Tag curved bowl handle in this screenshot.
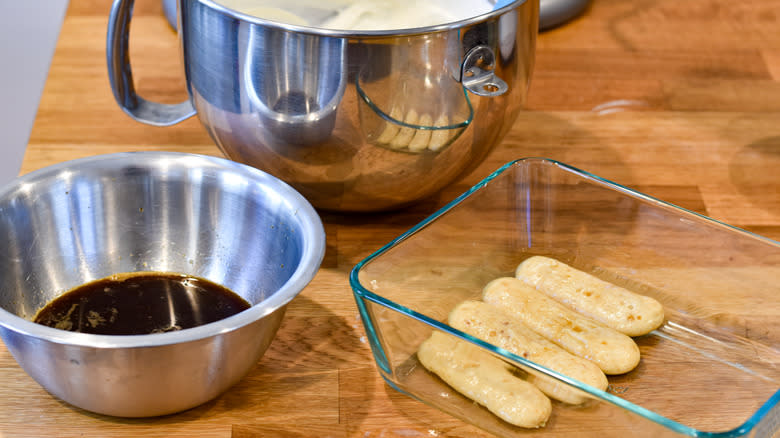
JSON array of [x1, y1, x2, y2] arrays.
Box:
[[106, 0, 196, 126]]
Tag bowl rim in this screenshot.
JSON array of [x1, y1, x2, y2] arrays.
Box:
[[0, 151, 326, 349], [349, 157, 780, 438], [195, 0, 531, 38]]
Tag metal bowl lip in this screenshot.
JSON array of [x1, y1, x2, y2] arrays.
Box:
[[0, 151, 326, 349], [195, 0, 529, 38]]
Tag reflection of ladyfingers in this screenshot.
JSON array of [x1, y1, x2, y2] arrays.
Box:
[[418, 331, 552, 428], [516, 256, 665, 336], [449, 301, 607, 404], [374, 108, 455, 152], [389, 109, 419, 149], [408, 113, 433, 152], [428, 114, 451, 151], [376, 106, 403, 144], [483, 277, 640, 375]]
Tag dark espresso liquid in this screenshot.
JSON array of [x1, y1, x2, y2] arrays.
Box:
[[33, 272, 251, 335]]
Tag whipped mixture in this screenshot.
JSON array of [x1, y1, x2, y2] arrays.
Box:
[[216, 0, 495, 30]]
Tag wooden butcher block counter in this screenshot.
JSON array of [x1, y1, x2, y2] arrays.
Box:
[[1, 0, 778, 436]]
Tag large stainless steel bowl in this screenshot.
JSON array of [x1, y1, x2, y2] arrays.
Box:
[[0, 152, 325, 417], [107, 0, 539, 211]]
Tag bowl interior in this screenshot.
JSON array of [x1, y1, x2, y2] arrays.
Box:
[[0, 153, 318, 323]]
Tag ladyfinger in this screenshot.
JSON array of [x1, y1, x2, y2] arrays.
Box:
[[483, 277, 641, 375], [516, 256, 664, 336], [418, 331, 552, 428], [449, 300, 608, 404]]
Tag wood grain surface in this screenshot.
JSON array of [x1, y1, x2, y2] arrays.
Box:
[[2, 0, 779, 436]]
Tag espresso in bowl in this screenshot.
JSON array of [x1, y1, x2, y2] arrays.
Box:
[[33, 272, 252, 335]]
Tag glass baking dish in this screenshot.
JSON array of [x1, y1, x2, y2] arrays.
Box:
[[350, 158, 780, 437]]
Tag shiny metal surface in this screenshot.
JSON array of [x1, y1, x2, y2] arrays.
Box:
[[460, 45, 509, 96], [0, 152, 325, 417], [163, 0, 177, 29], [108, 0, 538, 211], [107, 1, 197, 126], [539, 0, 590, 30]]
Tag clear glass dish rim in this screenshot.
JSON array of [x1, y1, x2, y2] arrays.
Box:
[[349, 157, 780, 438]]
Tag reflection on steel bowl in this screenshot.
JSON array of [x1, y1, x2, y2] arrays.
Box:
[[0, 152, 325, 417], [108, 0, 539, 211]]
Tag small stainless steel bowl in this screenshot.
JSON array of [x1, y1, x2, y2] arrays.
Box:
[[0, 152, 325, 417]]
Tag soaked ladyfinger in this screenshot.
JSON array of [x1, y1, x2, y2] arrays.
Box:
[[516, 256, 664, 336], [449, 300, 608, 404], [418, 331, 552, 428], [483, 277, 641, 375]]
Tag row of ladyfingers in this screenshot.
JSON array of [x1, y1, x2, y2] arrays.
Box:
[[417, 256, 665, 428]]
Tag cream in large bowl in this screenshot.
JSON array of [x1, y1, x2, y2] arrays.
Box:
[[214, 0, 496, 30]]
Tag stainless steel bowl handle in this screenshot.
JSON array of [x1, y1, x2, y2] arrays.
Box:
[[460, 45, 509, 97], [106, 0, 196, 126]]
